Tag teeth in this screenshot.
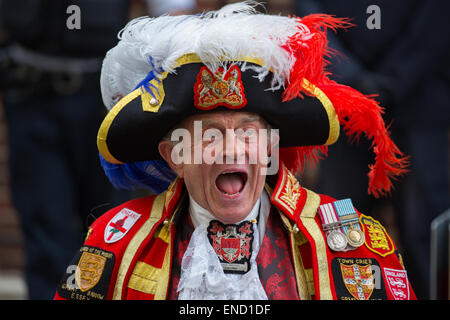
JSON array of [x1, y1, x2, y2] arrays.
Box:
[[219, 190, 240, 196]]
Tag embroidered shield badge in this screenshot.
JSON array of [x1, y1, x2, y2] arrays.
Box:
[[340, 263, 374, 300], [207, 220, 254, 274], [57, 246, 115, 300], [194, 65, 247, 110], [75, 252, 106, 292], [360, 214, 395, 257], [331, 257, 388, 300], [384, 268, 410, 300], [104, 208, 141, 243]]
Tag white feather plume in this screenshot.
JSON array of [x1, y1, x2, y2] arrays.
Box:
[[100, 1, 312, 110]]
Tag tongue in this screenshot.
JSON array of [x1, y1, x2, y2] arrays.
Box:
[[216, 173, 244, 195]]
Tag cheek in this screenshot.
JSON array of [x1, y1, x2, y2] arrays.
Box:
[[182, 166, 197, 190], [249, 165, 267, 197], [182, 165, 212, 198], [246, 139, 270, 164], [253, 170, 267, 191]]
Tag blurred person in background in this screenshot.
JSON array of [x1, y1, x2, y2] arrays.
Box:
[[0, 0, 132, 299], [0, 0, 199, 300], [145, 0, 197, 16], [294, 0, 450, 299]]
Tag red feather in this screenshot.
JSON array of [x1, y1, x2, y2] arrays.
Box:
[[279, 146, 328, 177], [282, 14, 353, 102], [279, 14, 408, 197], [318, 80, 409, 197]]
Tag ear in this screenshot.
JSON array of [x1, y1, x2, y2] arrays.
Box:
[[158, 140, 184, 178]]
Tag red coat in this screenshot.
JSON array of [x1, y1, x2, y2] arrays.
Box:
[[54, 164, 416, 300]]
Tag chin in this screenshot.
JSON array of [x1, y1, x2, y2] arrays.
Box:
[[214, 209, 250, 224]]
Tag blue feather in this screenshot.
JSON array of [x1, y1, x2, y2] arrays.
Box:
[[134, 70, 161, 99], [134, 55, 164, 98], [103, 56, 176, 193], [99, 153, 177, 194]]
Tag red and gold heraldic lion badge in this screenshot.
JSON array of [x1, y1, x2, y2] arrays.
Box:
[[360, 214, 395, 257], [194, 65, 247, 110], [207, 220, 254, 274]]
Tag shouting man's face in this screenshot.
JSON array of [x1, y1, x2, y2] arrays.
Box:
[[159, 111, 278, 224]]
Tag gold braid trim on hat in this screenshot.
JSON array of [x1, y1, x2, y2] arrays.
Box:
[[97, 53, 339, 165]]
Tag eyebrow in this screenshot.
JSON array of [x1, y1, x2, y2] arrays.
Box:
[[240, 115, 262, 123], [201, 115, 262, 128]]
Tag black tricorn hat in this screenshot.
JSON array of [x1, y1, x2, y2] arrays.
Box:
[[98, 3, 408, 197], [98, 55, 339, 164]]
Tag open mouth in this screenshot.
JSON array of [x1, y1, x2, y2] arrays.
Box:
[[215, 171, 248, 197]]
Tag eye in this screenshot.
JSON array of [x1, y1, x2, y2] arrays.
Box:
[[236, 128, 257, 139], [203, 128, 223, 146]]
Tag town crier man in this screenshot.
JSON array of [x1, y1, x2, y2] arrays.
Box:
[[55, 2, 415, 300]]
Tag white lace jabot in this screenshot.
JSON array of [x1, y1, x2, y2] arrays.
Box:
[[177, 191, 270, 300]]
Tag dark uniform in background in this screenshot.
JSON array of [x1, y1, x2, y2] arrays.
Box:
[[294, 0, 450, 299], [0, 0, 131, 299]]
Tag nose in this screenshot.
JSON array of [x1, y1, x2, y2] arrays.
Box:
[[223, 129, 246, 164]]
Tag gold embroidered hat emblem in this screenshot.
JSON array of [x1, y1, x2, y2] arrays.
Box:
[[75, 252, 107, 292], [194, 65, 247, 110]]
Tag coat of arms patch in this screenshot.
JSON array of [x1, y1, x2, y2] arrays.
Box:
[[207, 220, 254, 274], [194, 65, 247, 110]]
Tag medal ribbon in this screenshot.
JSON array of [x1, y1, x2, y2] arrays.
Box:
[[333, 199, 361, 235], [319, 199, 364, 251], [318, 202, 340, 230]]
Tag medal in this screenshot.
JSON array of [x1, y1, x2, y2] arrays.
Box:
[[319, 202, 347, 252], [327, 229, 348, 251], [319, 199, 365, 251], [346, 227, 365, 247], [333, 199, 364, 249]]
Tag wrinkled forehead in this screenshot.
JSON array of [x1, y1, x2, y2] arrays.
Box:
[[179, 111, 269, 130]]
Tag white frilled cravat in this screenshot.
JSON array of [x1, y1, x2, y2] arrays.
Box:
[[177, 191, 271, 300]]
